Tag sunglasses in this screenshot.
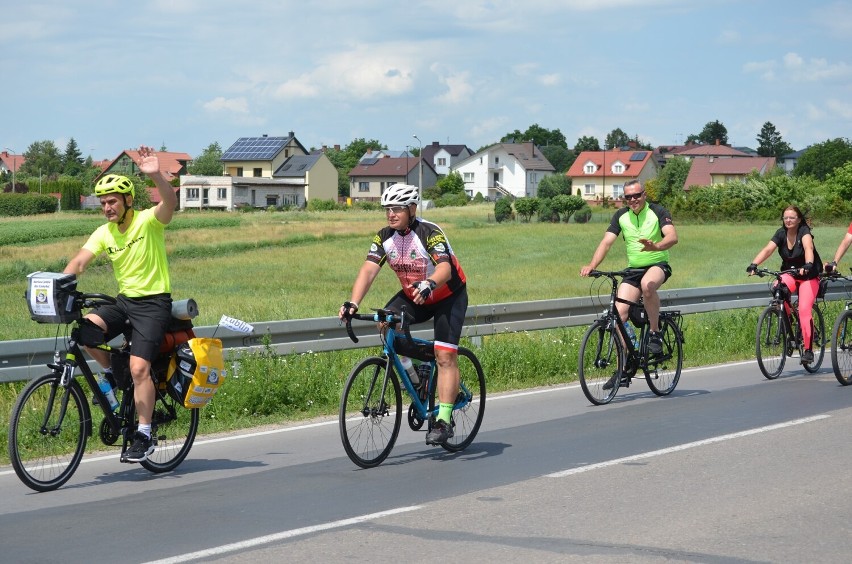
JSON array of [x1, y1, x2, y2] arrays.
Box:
[[384, 206, 408, 215], [623, 191, 645, 201]]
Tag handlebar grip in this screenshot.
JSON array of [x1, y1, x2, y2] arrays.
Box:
[[341, 302, 359, 343]]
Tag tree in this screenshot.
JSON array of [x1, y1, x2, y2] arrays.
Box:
[[62, 138, 84, 176], [501, 124, 567, 148], [793, 137, 852, 181], [540, 146, 575, 173], [325, 138, 387, 197], [425, 171, 465, 200], [188, 142, 224, 175], [514, 197, 540, 222], [605, 128, 630, 150], [19, 140, 63, 177], [550, 194, 586, 222], [537, 174, 572, 199], [695, 120, 729, 146], [574, 136, 601, 152], [756, 122, 793, 157], [655, 156, 692, 201]]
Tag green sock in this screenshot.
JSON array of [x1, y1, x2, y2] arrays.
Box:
[[438, 403, 453, 423]]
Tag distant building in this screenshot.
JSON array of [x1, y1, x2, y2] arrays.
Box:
[[566, 148, 657, 202], [451, 142, 555, 199]]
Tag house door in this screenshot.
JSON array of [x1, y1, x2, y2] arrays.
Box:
[[493, 172, 499, 187], [202, 188, 209, 207]]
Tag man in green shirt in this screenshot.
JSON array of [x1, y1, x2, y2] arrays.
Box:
[[580, 179, 678, 368], [64, 145, 177, 463]]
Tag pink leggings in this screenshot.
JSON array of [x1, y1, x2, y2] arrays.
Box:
[[780, 274, 819, 350]]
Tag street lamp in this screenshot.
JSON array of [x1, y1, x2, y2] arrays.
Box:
[[412, 134, 422, 209], [4, 147, 15, 193]]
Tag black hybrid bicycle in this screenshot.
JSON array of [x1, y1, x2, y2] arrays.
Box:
[[827, 269, 852, 386], [578, 269, 684, 405], [752, 267, 826, 380], [9, 287, 200, 492]]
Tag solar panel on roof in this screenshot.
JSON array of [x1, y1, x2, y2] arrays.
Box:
[[629, 151, 648, 161], [222, 137, 288, 160]]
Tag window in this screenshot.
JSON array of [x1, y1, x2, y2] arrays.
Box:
[[612, 184, 624, 198], [584, 183, 596, 196], [186, 188, 199, 200], [613, 164, 624, 174], [359, 182, 370, 192], [236, 167, 243, 177], [437, 157, 446, 166], [494, 156, 500, 165], [217, 187, 227, 200], [463, 172, 474, 182], [253, 168, 262, 177], [530, 172, 537, 183], [266, 195, 278, 207], [584, 163, 596, 174]]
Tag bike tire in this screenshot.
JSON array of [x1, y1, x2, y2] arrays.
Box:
[[441, 347, 486, 453], [578, 319, 623, 405], [831, 309, 852, 385], [140, 392, 199, 473], [339, 357, 402, 468], [645, 317, 683, 396], [8, 373, 89, 492], [803, 305, 825, 373], [756, 305, 786, 380]]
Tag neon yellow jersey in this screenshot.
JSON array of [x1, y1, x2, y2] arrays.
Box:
[[83, 207, 170, 297]]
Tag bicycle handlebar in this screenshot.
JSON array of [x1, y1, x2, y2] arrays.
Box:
[[587, 268, 648, 279], [340, 302, 415, 345], [752, 267, 801, 278]]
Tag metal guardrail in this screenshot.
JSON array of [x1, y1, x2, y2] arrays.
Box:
[[1, 282, 849, 384]]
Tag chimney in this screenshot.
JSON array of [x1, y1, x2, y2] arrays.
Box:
[[289, 131, 295, 137], [432, 141, 439, 146], [715, 139, 720, 145], [262, 134, 268, 138], [334, 144, 340, 151]]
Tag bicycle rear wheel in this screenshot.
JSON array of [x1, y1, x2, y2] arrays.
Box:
[[756, 305, 786, 379], [8, 373, 89, 492], [803, 305, 825, 373], [441, 347, 486, 453], [645, 316, 683, 396], [578, 319, 624, 405], [832, 309, 852, 385], [140, 392, 199, 473], [339, 357, 402, 468]]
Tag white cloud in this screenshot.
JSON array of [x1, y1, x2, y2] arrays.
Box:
[[743, 60, 777, 81], [435, 70, 474, 104], [538, 73, 561, 86], [783, 52, 852, 81], [716, 29, 740, 44], [825, 99, 852, 120], [469, 116, 509, 140], [203, 97, 249, 114]]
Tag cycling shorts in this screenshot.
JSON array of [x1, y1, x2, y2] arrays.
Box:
[[621, 263, 672, 289], [384, 285, 468, 351], [90, 293, 173, 362]]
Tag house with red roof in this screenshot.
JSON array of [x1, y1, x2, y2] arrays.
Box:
[[348, 156, 438, 202], [682, 156, 777, 190], [566, 148, 657, 202], [0, 150, 25, 175]]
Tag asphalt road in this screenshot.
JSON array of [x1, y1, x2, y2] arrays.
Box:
[[2, 358, 852, 563]]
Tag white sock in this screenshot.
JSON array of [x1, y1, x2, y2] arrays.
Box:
[[137, 424, 152, 439]]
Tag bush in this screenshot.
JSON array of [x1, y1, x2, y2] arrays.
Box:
[[574, 204, 592, 223], [435, 192, 469, 208], [473, 193, 485, 203], [0, 193, 59, 216], [354, 200, 380, 211], [537, 199, 559, 223], [514, 197, 540, 222], [494, 198, 513, 222], [307, 199, 340, 211]]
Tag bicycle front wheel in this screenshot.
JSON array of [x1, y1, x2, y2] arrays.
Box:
[[8, 373, 89, 492], [441, 347, 486, 453], [645, 316, 683, 396], [578, 319, 624, 405], [756, 305, 786, 380], [339, 357, 402, 468], [803, 305, 825, 373], [140, 392, 199, 473], [832, 309, 852, 385]]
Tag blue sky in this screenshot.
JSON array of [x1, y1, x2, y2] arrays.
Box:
[[2, 0, 850, 161]]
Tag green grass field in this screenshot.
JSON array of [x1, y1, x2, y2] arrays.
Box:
[[1, 204, 850, 465]]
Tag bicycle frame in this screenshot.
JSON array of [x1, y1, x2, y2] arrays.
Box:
[[596, 269, 650, 375]]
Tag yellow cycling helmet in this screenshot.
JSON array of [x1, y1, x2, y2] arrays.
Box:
[[94, 174, 135, 198]]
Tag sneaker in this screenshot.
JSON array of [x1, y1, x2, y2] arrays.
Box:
[[602, 373, 618, 390], [121, 432, 154, 463], [425, 419, 454, 445], [648, 331, 663, 355], [802, 349, 814, 365]]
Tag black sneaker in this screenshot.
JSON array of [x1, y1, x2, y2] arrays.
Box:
[[425, 419, 454, 445], [602, 373, 618, 390], [648, 331, 663, 355], [121, 432, 154, 463], [802, 349, 814, 365]]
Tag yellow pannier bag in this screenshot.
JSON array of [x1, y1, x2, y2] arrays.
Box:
[[167, 337, 226, 408]]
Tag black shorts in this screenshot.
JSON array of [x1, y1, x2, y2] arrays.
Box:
[[90, 293, 172, 362], [385, 286, 468, 349], [622, 263, 672, 289]]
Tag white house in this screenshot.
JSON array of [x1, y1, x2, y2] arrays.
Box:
[[450, 142, 555, 199]]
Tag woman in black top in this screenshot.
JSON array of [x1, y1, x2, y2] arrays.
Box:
[[746, 205, 823, 364]]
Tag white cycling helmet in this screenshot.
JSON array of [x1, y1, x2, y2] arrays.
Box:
[[381, 183, 420, 207]]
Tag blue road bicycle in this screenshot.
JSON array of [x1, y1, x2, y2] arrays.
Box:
[[339, 305, 486, 468]]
